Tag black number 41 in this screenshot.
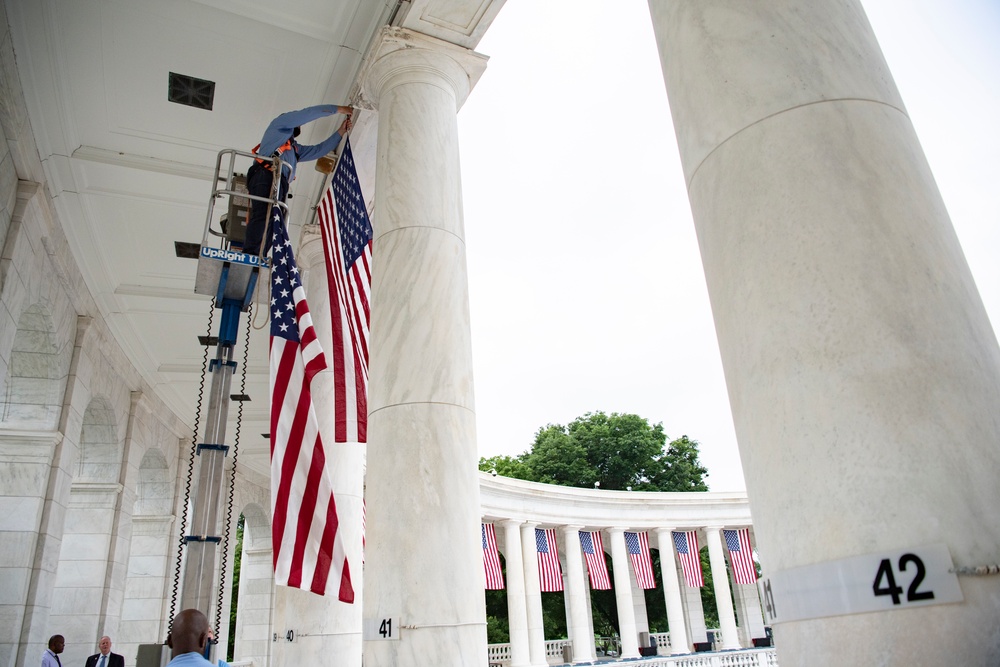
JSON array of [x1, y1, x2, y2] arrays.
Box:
[[872, 553, 935, 605]]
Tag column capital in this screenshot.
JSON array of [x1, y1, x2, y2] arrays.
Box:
[[360, 27, 488, 111], [297, 225, 325, 270]]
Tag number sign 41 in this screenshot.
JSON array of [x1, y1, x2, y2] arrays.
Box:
[[363, 617, 399, 641], [760, 543, 963, 624]]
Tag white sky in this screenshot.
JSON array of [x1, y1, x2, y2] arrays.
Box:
[[457, 0, 1000, 492]]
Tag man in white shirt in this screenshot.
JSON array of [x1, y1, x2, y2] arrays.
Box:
[[41, 635, 63, 667]]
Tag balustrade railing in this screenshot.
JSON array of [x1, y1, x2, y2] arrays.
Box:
[[485, 643, 777, 666]]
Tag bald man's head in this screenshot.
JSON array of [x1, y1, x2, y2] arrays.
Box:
[[166, 609, 209, 658]]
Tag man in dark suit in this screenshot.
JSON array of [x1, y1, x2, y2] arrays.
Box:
[[84, 636, 123, 667]]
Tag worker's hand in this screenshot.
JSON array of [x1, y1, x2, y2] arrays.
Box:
[[337, 105, 353, 117], [338, 115, 352, 134]]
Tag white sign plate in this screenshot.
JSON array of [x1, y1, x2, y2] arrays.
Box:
[[363, 617, 399, 641], [760, 543, 963, 623]]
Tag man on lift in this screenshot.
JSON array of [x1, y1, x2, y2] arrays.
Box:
[[243, 104, 352, 257]]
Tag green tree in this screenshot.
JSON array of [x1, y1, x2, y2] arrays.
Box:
[[479, 411, 709, 492], [477, 411, 713, 645]]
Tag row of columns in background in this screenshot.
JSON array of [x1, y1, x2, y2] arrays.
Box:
[[496, 521, 765, 666]]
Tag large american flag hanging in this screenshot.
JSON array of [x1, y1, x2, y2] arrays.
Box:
[[672, 530, 703, 588], [579, 531, 611, 590], [625, 531, 657, 589], [317, 137, 372, 443], [269, 215, 353, 601], [482, 523, 505, 590], [535, 528, 563, 592], [724, 528, 757, 585]]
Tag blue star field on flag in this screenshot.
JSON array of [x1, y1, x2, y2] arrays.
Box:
[[270, 215, 301, 341]]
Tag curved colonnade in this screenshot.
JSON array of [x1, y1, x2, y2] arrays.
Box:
[[478, 473, 765, 663]]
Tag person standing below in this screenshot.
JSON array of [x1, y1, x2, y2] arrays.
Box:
[[84, 636, 123, 667], [41, 635, 63, 667], [165, 609, 215, 667], [242, 104, 352, 256]]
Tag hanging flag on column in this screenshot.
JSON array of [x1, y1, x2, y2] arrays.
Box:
[[482, 523, 505, 590], [535, 528, 563, 592], [672, 530, 703, 588], [724, 528, 757, 585], [625, 531, 657, 589], [317, 137, 372, 443], [579, 531, 611, 590], [269, 215, 353, 601]]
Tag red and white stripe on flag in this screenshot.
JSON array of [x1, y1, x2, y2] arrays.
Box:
[[724, 528, 757, 585], [625, 531, 657, 589], [579, 531, 611, 590], [535, 528, 563, 592], [672, 530, 704, 588], [482, 523, 505, 590], [269, 216, 353, 601], [317, 137, 372, 443]]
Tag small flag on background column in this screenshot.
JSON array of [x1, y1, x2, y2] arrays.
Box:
[[672, 530, 704, 588], [579, 531, 611, 590], [625, 531, 657, 589], [724, 528, 757, 585], [482, 523, 505, 590], [535, 528, 563, 592]]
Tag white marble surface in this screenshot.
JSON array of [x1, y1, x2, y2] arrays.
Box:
[[648, 0, 1000, 662], [362, 28, 488, 667]]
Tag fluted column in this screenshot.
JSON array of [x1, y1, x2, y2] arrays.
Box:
[[607, 528, 639, 659], [501, 520, 530, 667], [360, 28, 489, 667], [275, 229, 364, 666], [560, 526, 594, 663], [647, 1, 1000, 663], [655, 528, 688, 654], [705, 527, 740, 649], [519, 522, 546, 666]]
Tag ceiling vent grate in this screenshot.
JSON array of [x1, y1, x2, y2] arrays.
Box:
[[168, 72, 215, 110]]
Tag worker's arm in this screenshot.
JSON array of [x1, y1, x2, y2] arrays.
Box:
[[258, 104, 351, 155], [295, 115, 352, 162]]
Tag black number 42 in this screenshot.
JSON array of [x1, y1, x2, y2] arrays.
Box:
[[872, 553, 935, 605]]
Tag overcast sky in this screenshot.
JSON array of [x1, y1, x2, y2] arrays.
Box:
[[455, 0, 1000, 492]]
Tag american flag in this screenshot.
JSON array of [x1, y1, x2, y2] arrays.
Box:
[[482, 523, 505, 590], [535, 528, 563, 592], [672, 530, 703, 588], [724, 528, 757, 585], [579, 531, 611, 590], [317, 137, 372, 443], [269, 215, 353, 601], [625, 531, 656, 589]]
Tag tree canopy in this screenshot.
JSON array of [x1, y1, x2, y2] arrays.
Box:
[[480, 411, 714, 644], [480, 411, 709, 492]]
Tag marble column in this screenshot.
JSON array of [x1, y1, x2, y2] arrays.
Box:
[[273, 229, 365, 667], [705, 527, 740, 649], [360, 27, 489, 667], [655, 528, 688, 654], [607, 528, 639, 659], [500, 520, 530, 667], [560, 526, 594, 663], [519, 522, 546, 667], [646, 0, 1000, 663]]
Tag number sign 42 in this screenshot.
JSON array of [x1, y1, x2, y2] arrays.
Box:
[[872, 553, 935, 605]]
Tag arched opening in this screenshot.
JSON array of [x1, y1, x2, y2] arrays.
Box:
[[230, 502, 272, 666], [118, 448, 175, 658]]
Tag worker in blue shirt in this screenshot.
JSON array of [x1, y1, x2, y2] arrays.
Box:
[[243, 104, 352, 256]]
